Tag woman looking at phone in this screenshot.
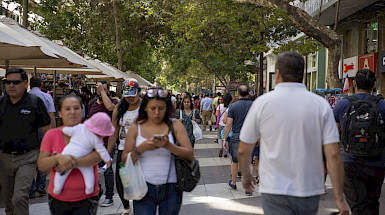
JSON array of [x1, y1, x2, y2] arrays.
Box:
[[122, 88, 193, 215]]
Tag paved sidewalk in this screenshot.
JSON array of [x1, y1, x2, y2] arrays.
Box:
[[1, 127, 385, 214]]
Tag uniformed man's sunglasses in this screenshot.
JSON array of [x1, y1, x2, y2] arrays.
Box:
[[5, 80, 24, 85]]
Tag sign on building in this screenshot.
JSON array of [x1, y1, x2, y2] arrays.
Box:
[[230, 81, 241, 89], [341, 56, 358, 78], [359, 53, 377, 74], [215, 86, 226, 94]]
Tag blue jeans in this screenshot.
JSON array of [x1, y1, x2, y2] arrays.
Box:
[[344, 162, 385, 215], [30, 170, 46, 193], [133, 183, 182, 215], [229, 133, 240, 163], [261, 193, 320, 215], [30, 128, 46, 194]]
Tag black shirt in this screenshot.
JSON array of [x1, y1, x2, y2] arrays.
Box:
[[0, 92, 51, 151]]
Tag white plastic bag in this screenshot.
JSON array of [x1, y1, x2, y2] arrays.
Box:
[[192, 120, 203, 140], [122, 152, 148, 200]]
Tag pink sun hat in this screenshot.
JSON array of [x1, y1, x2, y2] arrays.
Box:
[[84, 112, 115, 137]]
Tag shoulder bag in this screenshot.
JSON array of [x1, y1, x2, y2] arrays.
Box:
[[170, 121, 201, 192], [191, 109, 203, 140]]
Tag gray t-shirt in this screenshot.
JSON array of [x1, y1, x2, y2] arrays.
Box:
[[200, 97, 213, 111], [228, 98, 253, 133]]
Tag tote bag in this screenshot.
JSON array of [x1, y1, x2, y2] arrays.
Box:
[[180, 110, 203, 140], [122, 153, 148, 200]]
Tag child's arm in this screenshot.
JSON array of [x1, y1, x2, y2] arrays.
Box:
[[62, 126, 76, 137], [94, 138, 112, 164]]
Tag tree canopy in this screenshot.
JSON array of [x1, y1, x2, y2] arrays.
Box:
[[9, 0, 322, 91]]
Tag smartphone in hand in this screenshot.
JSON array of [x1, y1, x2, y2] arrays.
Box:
[[154, 134, 165, 140]]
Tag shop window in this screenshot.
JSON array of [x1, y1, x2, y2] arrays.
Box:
[[308, 53, 317, 68], [344, 28, 359, 58], [365, 21, 378, 54], [311, 71, 317, 91]]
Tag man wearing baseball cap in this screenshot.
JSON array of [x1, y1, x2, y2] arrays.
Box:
[[88, 80, 118, 207]]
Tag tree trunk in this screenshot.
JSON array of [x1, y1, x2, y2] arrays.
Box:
[[112, 0, 124, 71], [327, 44, 341, 88], [22, 0, 28, 28], [234, 0, 342, 88]]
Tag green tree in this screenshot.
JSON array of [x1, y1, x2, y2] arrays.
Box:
[[234, 0, 342, 88]]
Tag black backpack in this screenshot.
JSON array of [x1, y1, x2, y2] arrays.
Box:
[[341, 95, 385, 156]]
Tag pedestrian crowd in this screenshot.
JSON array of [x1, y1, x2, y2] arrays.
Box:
[[0, 51, 384, 215]]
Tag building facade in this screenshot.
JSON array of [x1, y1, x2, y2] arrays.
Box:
[[266, 0, 385, 94]]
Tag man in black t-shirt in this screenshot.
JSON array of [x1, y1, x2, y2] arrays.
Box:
[[223, 85, 253, 196], [0, 68, 50, 215]]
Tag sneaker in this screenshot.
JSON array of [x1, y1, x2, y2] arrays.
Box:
[[101, 198, 114, 207], [214, 139, 218, 143], [224, 154, 228, 158], [245, 191, 252, 196], [218, 149, 223, 157], [37, 188, 47, 196], [228, 180, 237, 190], [209, 126, 212, 131]]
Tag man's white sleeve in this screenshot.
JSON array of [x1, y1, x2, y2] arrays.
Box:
[[322, 105, 340, 145], [240, 102, 260, 144]]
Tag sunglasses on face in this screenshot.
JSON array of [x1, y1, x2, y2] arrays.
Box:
[[5, 80, 24, 85], [147, 89, 169, 98]]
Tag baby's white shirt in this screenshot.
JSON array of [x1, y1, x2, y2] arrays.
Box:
[[62, 124, 111, 163]]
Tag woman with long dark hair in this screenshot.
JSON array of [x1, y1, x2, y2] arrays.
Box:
[[122, 88, 193, 215], [175, 94, 201, 147], [107, 79, 141, 215]]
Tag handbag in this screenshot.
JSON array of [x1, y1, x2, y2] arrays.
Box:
[[182, 109, 203, 140], [170, 122, 201, 192], [215, 105, 220, 129], [121, 152, 148, 200]]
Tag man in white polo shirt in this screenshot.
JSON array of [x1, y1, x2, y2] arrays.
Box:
[[237, 52, 349, 215]]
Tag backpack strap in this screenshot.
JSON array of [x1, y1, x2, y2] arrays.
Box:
[[367, 95, 382, 103], [346, 95, 382, 103], [344, 95, 359, 102]]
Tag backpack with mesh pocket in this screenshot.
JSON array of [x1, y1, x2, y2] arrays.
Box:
[[341, 95, 385, 156]]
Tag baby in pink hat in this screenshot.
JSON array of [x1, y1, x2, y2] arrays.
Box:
[[53, 112, 115, 195]]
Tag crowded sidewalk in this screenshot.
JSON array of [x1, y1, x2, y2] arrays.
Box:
[[0, 127, 384, 214]]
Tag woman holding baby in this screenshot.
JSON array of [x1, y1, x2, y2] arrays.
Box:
[[37, 94, 102, 214]]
